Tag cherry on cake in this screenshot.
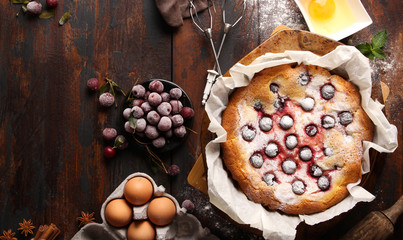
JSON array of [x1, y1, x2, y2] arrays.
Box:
[[221, 64, 373, 215]]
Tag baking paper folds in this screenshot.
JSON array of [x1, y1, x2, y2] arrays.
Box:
[[204, 46, 398, 240]]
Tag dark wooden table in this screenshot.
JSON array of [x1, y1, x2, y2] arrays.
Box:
[[0, 0, 402, 239]]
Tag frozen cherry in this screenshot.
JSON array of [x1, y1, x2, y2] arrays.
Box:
[[253, 101, 263, 110], [299, 146, 313, 161], [141, 102, 152, 113], [168, 165, 180, 176], [174, 125, 187, 138], [149, 80, 164, 93], [305, 124, 318, 137], [270, 83, 279, 93], [297, 72, 311, 86], [324, 147, 333, 157], [132, 99, 144, 107], [170, 100, 183, 114], [87, 78, 99, 91], [99, 92, 114, 107], [135, 118, 147, 132], [321, 84, 335, 100], [115, 135, 128, 150], [146, 111, 161, 125], [148, 92, 162, 106], [280, 115, 294, 130], [161, 92, 170, 102], [309, 165, 323, 178], [152, 136, 166, 148], [249, 153, 264, 168], [103, 128, 117, 141], [158, 116, 172, 132], [104, 146, 116, 158], [322, 115, 335, 129], [265, 142, 279, 158], [292, 180, 305, 195], [285, 134, 298, 149], [132, 85, 146, 98], [27, 1, 42, 15], [171, 114, 184, 127], [124, 121, 134, 134], [157, 102, 172, 116], [281, 159, 297, 175], [46, 0, 58, 8], [274, 97, 285, 110], [318, 176, 330, 191], [145, 125, 159, 139], [180, 107, 194, 120], [131, 106, 144, 118], [300, 97, 315, 111], [123, 108, 132, 120], [164, 129, 173, 138], [339, 111, 353, 125], [241, 126, 256, 141], [263, 173, 277, 186], [144, 91, 151, 100], [181, 200, 195, 211], [170, 88, 182, 99], [259, 117, 273, 132]]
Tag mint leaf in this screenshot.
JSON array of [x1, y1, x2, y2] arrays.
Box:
[[59, 11, 71, 26], [368, 53, 375, 61], [356, 43, 372, 56], [371, 30, 387, 49], [129, 116, 137, 130], [372, 48, 386, 59], [39, 9, 56, 19]]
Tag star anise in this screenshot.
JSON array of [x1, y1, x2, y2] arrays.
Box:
[[17, 219, 35, 237], [0, 229, 17, 240], [77, 211, 95, 227]]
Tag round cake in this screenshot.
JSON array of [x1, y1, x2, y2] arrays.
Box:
[[221, 64, 373, 215]]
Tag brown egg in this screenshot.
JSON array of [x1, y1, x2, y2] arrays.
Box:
[[124, 177, 154, 205], [147, 197, 176, 226], [104, 198, 133, 227], [127, 220, 155, 240]]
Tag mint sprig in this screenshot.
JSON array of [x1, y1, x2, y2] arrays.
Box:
[[356, 30, 387, 60]]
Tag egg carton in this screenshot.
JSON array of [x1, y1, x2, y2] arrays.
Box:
[[72, 172, 212, 240]]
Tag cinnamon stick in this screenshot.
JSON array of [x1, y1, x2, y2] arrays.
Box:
[[33, 225, 48, 240], [49, 224, 60, 240]]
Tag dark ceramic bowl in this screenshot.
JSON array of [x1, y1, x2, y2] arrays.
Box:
[[124, 79, 194, 153]]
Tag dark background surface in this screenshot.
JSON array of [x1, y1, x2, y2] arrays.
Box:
[[0, 0, 402, 239]]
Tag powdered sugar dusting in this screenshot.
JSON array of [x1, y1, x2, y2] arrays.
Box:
[[251, 0, 307, 39]]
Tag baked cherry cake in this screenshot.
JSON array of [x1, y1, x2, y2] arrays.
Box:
[[221, 64, 373, 215]]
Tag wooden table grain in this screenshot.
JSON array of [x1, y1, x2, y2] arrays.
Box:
[[0, 0, 401, 239]]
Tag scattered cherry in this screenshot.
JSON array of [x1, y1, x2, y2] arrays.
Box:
[[46, 0, 58, 8], [27, 1, 42, 15], [104, 146, 116, 158], [115, 135, 128, 150], [168, 164, 180, 176], [181, 200, 195, 211], [103, 128, 117, 141], [87, 78, 99, 91], [99, 92, 115, 107]]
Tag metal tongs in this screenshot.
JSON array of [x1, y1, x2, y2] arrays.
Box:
[[189, 0, 246, 105]]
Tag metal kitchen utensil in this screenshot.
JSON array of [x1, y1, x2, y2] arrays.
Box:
[[198, 0, 246, 105], [189, 0, 222, 76]]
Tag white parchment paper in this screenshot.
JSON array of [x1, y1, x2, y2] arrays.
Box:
[[204, 45, 398, 240]]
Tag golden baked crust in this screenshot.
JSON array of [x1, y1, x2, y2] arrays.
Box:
[[221, 64, 373, 215]]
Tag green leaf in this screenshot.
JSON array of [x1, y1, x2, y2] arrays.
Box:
[[59, 11, 71, 26], [11, 0, 29, 4], [367, 53, 375, 61], [371, 30, 387, 49], [21, 5, 27, 13], [129, 116, 137, 130], [39, 9, 56, 19], [98, 83, 108, 95], [372, 48, 386, 59], [356, 43, 372, 56]]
